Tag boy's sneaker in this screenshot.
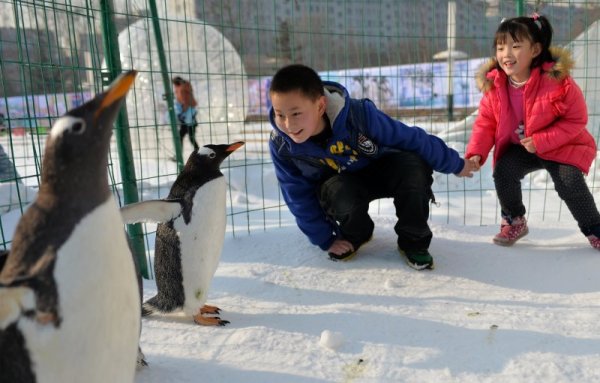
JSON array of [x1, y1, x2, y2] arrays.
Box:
[[587, 235, 600, 250], [493, 216, 528, 246], [399, 248, 434, 270]]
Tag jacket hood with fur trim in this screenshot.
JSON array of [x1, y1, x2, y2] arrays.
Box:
[[475, 46, 575, 93], [466, 45, 596, 174]]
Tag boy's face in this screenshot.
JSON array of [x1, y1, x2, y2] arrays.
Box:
[[271, 90, 326, 144]]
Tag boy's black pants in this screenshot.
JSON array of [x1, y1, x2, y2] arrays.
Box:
[[318, 151, 434, 251]]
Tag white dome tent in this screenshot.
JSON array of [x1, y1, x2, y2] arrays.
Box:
[[117, 17, 248, 150]]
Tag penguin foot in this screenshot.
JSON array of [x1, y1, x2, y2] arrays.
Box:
[[193, 314, 230, 326], [193, 307, 230, 326], [200, 304, 221, 315]]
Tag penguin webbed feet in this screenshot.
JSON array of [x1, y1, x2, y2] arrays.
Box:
[[200, 304, 221, 315], [193, 305, 230, 326]]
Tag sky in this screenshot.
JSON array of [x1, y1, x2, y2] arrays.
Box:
[[2, 123, 600, 382]]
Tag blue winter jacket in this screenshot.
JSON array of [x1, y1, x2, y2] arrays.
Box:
[[269, 81, 465, 251]]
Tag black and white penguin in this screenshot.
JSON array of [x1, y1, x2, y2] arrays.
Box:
[[123, 142, 243, 326], [0, 71, 141, 382]]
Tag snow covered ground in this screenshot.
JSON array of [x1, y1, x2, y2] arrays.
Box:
[[109, 128, 600, 382], [2, 122, 600, 382], [133, 216, 600, 383]]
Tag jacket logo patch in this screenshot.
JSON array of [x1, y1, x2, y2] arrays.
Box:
[[357, 133, 377, 156]]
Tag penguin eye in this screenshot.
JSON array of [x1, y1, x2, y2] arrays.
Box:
[[209, 152, 216, 158], [70, 121, 86, 135]]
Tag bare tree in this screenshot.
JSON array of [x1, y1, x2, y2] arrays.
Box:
[[276, 20, 302, 65]]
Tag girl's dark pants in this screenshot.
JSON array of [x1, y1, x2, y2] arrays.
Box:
[[494, 144, 600, 235], [318, 151, 434, 251], [177, 112, 200, 151]]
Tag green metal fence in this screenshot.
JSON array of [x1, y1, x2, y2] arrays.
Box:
[[2, 0, 600, 277]]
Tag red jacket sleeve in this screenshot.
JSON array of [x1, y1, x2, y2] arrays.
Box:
[[466, 91, 497, 165]]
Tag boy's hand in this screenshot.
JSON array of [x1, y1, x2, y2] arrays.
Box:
[[328, 239, 354, 257], [520, 137, 536, 153], [456, 158, 479, 178]]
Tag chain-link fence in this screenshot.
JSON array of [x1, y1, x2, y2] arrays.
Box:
[[2, 0, 600, 276]]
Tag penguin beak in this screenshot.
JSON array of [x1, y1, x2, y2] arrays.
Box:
[[95, 70, 137, 119], [226, 141, 245, 152]]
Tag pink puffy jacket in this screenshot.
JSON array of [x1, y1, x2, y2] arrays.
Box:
[[466, 46, 596, 174]]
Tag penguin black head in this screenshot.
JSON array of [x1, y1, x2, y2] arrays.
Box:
[[166, 141, 244, 215], [41, 70, 137, 195], [183, 142, 245, 177]]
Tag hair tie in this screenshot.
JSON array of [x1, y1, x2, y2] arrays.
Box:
[[531, 12, 542, 29], [500, 17, 507, 24]]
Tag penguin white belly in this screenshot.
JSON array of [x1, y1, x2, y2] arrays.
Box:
[[19, 198, 140, 383], [175, 178, 226, 316]]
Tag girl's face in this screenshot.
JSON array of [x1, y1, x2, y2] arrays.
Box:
[[495, 34, 541, 83], [271, 90, 327, 144]]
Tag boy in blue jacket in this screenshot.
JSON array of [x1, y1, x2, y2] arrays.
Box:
[[268, 64, 477, 270]]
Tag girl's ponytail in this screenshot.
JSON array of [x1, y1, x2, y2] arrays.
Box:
[[533, 14, 554, 65]]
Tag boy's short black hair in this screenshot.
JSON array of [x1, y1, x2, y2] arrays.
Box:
[[269, 64, 325, 101]]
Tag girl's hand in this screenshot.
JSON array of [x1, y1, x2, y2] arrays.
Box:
[[456, 158, 479, 178], [521, 137, 536, 153]]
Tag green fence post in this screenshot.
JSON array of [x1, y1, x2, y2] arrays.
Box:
[[516, 0, 525, 17], [148, 0, 184, 171], [100, 0, 149, 278]]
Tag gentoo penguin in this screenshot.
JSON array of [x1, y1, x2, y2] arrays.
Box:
[[0, 71, 141, 382], [128, 142, 243, 326]]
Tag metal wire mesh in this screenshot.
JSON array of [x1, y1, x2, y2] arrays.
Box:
[[2, 1, 600, 270]]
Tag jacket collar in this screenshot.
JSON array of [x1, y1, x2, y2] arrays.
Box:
[[323, 81, 347, 126], [475, 46, 574, 93]]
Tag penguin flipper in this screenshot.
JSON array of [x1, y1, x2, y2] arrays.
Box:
[[0, 251, 57, 327], [120, 199, 183, 224], [0, 250, 55, 287], [0, 286, 35, 328]]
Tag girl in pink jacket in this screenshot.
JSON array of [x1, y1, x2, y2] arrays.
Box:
[[466, 14, 600, 250]]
